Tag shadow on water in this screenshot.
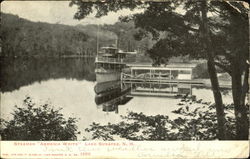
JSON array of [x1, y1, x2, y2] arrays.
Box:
[[192, 85, 231, 96], [94, 80, 133, 113], [0, 57, 96, 92]]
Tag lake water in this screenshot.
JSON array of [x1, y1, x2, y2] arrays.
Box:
[[0, 58, 233, 140]]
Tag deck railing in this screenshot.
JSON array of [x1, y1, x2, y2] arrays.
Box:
[[95, 56, 124, 63], [121, 73, 205, 85], [121, 73, 174, 80]]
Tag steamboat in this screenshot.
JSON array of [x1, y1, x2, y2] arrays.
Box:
[[95, 46, 128, 83]]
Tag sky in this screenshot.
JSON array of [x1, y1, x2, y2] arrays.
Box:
[[1, 1, 138, 25]]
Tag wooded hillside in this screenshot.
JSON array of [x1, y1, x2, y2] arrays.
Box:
[[1, 13, 90, 57], [0, 13, 153, 58]]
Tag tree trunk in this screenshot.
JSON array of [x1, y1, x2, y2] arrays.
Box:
[[200, 1, 227, 140], [240, 64, 249, 106], [207, 57, 227, 140], [231, 60, 249, 140]]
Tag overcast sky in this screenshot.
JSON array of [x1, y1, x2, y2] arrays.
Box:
[[1, 1, 138, 25]]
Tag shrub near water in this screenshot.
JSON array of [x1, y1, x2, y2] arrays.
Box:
[[0, 97, 79, 140], [86, 96, 242, 140], [1, 96, 246, 140]]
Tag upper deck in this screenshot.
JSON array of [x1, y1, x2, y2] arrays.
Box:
[[95, 46, 136, 64], [126, 64, 197, 80], [95, 56, 126, 64]]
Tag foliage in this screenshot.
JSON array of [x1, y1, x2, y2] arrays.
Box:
[[76, 21, 155, 55], [170, 97, 239, 140], [103, 21, 154, 53], [0, 97, 79, 140], [1, 13, 89, 57], [71, 0, 249, 139], [1, 13, 154, 57], [70, 0, 248, 72], [86, 113, 172, 141], [192, 63, 210, 79], [86, 96, 244, 140], [192, 62, 227, 79], [70, 0, 143, 20]]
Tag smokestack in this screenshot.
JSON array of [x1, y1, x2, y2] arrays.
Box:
[[115, 38, 118, 48]]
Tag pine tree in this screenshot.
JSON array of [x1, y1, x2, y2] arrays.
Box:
[[70, 0, 249, 139]]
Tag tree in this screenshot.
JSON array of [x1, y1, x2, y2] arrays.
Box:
[[204, 1, 249, 139], [70, 0, 249, 139], [1, 13, 89, 57], [127, 0, 248, 139], [222, 2, 249, 139], [0, 97, 79, 140]]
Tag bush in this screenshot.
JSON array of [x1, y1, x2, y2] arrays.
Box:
[[0, 97, 79, 140], [85, 96, 239, 140], [192, 63, 209, 79], [193, 62, 227, 79]]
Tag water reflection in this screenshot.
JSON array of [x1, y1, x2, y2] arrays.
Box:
[[93, 54, 232, 114], [0, 57, 233, 139], [94, 81, 132, 113], [93, 46, 134, 113], [0, 57, 95, 92]]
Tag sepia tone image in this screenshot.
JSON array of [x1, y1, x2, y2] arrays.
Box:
[[0, 0, 249, 142]]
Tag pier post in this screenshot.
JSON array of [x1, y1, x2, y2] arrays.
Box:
[[190, 85, 192, 95], [115, 105, 118, 114], [121, 73, 123, 89]]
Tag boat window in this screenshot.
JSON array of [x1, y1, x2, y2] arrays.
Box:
[[103, 48, 116, 54], [96, 63, 102, 67]]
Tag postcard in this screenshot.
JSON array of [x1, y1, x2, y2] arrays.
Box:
[[0, 0, 249, 158]]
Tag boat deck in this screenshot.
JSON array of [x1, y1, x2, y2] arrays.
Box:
[[127, 91, 178, 97], [122, 78, 205, 85]]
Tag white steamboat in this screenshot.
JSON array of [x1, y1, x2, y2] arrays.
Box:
[[95, 46, 128, 83]]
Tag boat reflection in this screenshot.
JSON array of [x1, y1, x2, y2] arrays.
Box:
[[94, 46, 134, 113], [94, 81, 132, 113]]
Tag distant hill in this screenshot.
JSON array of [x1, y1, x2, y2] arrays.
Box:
[[75, 24, 119, 51], [76, 21, 154, 63], [1, 13, 93, 57], [76, 21, 155, 53], [0, 13, 155, 58]]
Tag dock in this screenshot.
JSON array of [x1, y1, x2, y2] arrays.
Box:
[[121, 64, 231, 97]]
